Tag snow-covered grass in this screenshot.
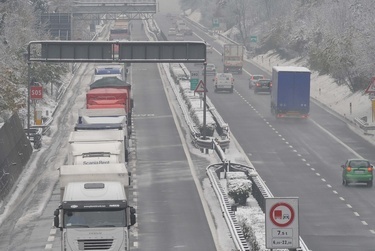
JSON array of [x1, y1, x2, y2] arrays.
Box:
[[183, 8, 375, 250]]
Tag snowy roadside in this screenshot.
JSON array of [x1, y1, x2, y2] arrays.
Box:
[[187, 10, 375, 145]]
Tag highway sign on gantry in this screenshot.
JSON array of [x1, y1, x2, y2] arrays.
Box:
[[265, 197, 299, 249]]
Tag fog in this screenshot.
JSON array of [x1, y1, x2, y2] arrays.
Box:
[[158, 0, 181, 14]]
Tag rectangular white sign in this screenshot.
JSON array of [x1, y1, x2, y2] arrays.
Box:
[[265, 197, 299, 249]]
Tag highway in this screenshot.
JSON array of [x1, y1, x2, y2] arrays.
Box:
[[154, 12, 375, 251], [0, 19, 227, 250], [130, 20, 218, 251], [2, 11, 375, 251]]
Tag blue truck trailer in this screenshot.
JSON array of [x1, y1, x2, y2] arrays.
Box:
[[271, 66, 311, 118]]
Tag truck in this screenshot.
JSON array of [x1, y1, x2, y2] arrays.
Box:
[[109, 19, 131, 55], [109, 19, 131, 40], [88, 77, 133, 125], [271, 66, 311, 118], [94, 64, 126, 81], [222, 44, 244, 74], [68, 130, 127, 164], [78, 107, 131, 135], [54, 163, 136, 251]]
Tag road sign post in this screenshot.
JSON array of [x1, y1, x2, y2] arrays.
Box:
[[265, 197, 299, 250], [212, 18, 219, 28], [365, 77, 375, 94], [190, 71, 199, 90], [249, 35, 257, 43], [30, 86, 43, 99]]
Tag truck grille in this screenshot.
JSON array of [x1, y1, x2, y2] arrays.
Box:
[[78, 239, 113, 250]]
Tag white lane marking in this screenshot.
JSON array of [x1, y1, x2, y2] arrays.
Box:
[[310, 119, 363, 158]]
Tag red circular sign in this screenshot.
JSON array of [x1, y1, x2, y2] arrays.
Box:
[[269, 202, 295, 227]]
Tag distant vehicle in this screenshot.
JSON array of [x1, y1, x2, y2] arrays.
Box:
[[206, 43, 213, 54], [253, 79, 272, 94], [168, 27, 176, 36], [249, 74, 264, 89], [183, 27, 193, 35], [175, 33, 184, 41], [223, 44, 244, 74], [271, 66, 311, 118], [341, 159, 373, 187], [202, 63, 216, 75], [213, 73, 234, 93]]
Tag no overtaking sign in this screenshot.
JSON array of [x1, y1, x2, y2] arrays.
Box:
[[265, 197, 299, 249]]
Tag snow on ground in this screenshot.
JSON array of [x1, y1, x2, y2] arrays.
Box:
[[0, 11, 373, 250], [184, 9, 375, 250]]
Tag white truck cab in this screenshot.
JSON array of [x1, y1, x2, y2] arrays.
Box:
[[54, 164, 135, 251]]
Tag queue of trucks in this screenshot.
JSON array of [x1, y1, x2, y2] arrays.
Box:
[[53, 63, 136, 251]]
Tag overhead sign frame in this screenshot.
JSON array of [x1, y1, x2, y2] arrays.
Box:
[[27, 41, 207, 63]]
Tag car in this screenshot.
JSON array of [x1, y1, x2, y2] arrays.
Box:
[[249, 74, 264, 89], [253, 79, 272, 94], [341, 159, 373, 187], [206, 43, 213, 54], [168, 27, 176, 36], [202, 63, 216, 75], [175, 33, 184, 41]]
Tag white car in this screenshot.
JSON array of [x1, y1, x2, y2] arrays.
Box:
[[175, 33, 184, 41], [202, 63, 216, 75], [168, 28, 176, 36]]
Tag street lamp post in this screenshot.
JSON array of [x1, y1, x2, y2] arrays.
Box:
[[23, 47, 31, 138], [202, 61, 207, 140], [27, 61, 31, 138]]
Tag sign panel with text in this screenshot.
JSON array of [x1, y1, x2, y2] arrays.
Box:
[[30, 86, 43, 100], [265, 197, 299, 249]]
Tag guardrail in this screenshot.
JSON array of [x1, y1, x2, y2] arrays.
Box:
[[354, 117, 375, 135], [207, 163, 251, 251], [182, 16, 311, 251]]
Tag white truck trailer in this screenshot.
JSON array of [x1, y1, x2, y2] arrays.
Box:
[[78, 108, 131, 153], [54, 164, 135, 251], [223, 44, 244, 74], [68, 130, 126, 164]]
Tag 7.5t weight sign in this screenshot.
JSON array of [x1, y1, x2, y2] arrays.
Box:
[[265, 197, 299, 249], [30, 86, 43, 99]]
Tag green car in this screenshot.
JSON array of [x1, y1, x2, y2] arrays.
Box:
[[341, 159, 373, 187]]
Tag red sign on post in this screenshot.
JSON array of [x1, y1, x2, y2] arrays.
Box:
[[30, 86, 43, 99], [365, 77, 375, 94]]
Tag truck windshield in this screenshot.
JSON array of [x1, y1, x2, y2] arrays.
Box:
[[64, 209, 126, 228]]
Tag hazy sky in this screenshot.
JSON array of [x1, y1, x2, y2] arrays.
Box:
[[158, 0, 181, 14]]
